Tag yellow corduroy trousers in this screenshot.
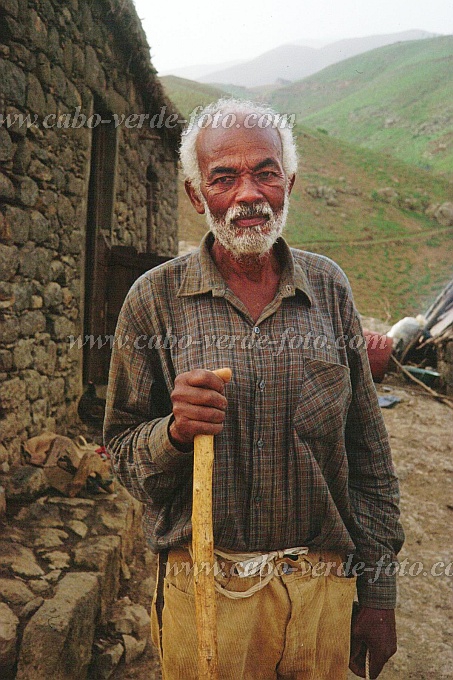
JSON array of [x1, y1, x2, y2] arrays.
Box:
[[151, 548, 356, 680]]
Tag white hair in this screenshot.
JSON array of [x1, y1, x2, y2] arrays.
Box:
[[179, 98, 298, 191]]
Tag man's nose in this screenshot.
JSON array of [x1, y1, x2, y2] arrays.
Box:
[[235, 175, 263, 204]]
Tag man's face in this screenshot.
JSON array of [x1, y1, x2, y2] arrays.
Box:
[[186, 119, 295, 259]]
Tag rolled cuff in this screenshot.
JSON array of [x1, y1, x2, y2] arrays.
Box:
[[149, 414, 193, 472]]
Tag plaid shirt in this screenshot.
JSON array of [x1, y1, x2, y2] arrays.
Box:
[[104, 232, 404, 608]]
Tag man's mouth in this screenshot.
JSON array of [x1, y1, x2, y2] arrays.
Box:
[[233, 216, 269, 229]]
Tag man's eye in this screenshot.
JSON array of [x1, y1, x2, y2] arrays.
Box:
[[257, 171, 274, 180], [213, 176, 235, 185]]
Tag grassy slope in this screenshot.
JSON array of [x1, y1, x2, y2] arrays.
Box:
[[160, 76, 228, 121], [269, 37, 453, 176]]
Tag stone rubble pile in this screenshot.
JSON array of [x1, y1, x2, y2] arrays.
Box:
[[374, 189, 453, 226], [0, 472, 155, 679], [306, 179, 453, 228]]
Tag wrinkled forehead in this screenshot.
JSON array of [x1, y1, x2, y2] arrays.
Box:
[[196, 113, 284, 171]]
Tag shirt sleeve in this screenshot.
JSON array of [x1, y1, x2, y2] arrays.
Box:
[[103, 284, 194, 505], [342, 291, 405, 609]]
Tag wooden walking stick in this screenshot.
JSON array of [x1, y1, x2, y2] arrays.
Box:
[[192, 367, 232, 680]]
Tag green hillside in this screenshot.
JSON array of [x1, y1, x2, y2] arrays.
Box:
[[176, 125, 452, 323], [160, 76, 228, 123], [269, 37, 453, 176]]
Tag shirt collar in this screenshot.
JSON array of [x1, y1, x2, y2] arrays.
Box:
[[177, 231, 313, 305]]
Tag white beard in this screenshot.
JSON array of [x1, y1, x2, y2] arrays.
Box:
[[202, 193, 290, 260]]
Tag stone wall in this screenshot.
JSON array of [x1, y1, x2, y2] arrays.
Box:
[[0, 0, 180, 462]]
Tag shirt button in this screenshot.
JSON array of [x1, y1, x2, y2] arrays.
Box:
[[259, 379, 265, 390], [254, 495, 262, 503], [257, 439, 264, 449], [253, 326, 260, 334], [286, 285, 292, 293]]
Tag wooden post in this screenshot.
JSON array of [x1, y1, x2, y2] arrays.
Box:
[[192, 367, 232, 680]]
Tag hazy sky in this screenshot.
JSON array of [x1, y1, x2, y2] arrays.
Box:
[[132, 0, 453, 73]]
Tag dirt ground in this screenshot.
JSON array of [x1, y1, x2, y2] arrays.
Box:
[[111, 373, 453, 680]]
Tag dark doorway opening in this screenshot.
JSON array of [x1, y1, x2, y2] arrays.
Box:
[[83, 119, 172, 385], [83, 111, 117, 384]]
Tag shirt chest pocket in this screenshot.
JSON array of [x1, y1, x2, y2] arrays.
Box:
[[293, 357, 351, 441]]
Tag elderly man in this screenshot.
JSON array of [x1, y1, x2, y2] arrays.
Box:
[[104, 99, 404, 680]]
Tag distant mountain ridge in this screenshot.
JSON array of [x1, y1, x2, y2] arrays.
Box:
[[196, 30, 437, 87], [269, 36, 453, 176], [161, 35, 452, 177], [160, 59, 244, 81]]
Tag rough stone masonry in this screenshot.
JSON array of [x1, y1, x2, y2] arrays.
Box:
[[0, 474, 155, 679]]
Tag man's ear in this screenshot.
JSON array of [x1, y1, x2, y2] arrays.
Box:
[[287, 174, 296, 196], [185, 180, 205, 214]]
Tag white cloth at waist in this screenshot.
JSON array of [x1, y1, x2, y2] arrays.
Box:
[[214, 546, 310, 578], [187, 546, 310, 600]]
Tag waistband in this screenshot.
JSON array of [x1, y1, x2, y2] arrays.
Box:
[[214, 546, 310, 577], [168, 546, 345, 569], [166, 546, 346, 599]]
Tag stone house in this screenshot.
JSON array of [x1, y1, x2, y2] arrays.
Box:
[[0, 0, 181, 466]]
